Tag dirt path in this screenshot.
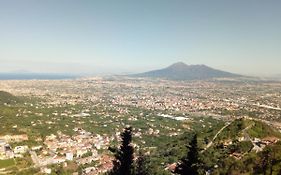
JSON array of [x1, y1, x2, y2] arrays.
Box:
[[202, 121, 232, 152]]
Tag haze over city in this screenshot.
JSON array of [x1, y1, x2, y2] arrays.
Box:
[[0, 0, 280, 76]]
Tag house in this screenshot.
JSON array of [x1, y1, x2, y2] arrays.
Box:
[[66, 152, 73, 161], [41, 167, 52, 174], [238, 136, 245, 142], [31, 145, 43, 151], [77, 149, 88, 158], [52, 156, 66, 164], [84, 167, 96, 174], [252, 144, 263, 153], [262, 137, 279, 145], [76, 156, 98, 165], [230, 152, 242, 159], [14, 146, 28, 154], [165, 163, 177, 172], [5, 150, 14, 159]]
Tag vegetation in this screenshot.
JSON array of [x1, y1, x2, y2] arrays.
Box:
[[1, 91, 281, 175], [0, 159, 15, 168], [109, 127, 134, 175], [135, 151, 150, 175], [253, 142, 281, 175], [0, 91, 21, 105], [175, 134, 201, 175], [216, 118, 281, 142]]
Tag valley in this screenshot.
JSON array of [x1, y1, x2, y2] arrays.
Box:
[[0, 77, 281, 174]]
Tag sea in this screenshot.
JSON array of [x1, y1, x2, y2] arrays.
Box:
[[0, 73, 77, 80]]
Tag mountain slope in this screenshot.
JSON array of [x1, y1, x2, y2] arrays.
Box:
[[216, 118, 281, 142], [0, 91, 20, 104], [132, 62, 241, 80]]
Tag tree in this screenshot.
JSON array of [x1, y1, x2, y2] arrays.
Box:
[[109, 127, 134, 175], [175, 134, 201, 175]]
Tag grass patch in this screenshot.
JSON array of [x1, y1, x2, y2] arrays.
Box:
[[0, 159, 15, 168]]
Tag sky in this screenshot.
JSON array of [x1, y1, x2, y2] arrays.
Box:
[[0, 0, 281, 76]]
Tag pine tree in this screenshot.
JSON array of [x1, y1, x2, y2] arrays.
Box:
[[109, 127, 134, 175], [175, 134, 200, 175]]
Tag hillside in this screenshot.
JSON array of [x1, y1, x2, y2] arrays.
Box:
[[156, 118, 281, 174], [0, 91, 20, 104], [131, 62, 241, 80], [216, 118, 281, 141]]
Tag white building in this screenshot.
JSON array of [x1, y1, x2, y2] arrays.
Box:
[[14, 146, 28, 154], [66, 152, 73, 161]]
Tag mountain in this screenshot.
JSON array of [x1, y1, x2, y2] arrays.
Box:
[[131, 62, 241, 80]]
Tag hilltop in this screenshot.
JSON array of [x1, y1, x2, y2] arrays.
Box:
[[216, 118, 281, 142], [131, 62, 241, 80]]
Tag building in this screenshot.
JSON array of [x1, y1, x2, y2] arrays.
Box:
[[66, 152, 73, 161], [14, 146, 28, 154]]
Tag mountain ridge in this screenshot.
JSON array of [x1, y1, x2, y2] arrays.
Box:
[[131, 62, 241, 80]]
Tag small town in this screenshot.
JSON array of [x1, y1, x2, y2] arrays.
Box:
[[0, 128, 114, 174]]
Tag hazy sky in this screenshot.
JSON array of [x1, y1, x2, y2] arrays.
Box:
[[0, 0, 281, 76]]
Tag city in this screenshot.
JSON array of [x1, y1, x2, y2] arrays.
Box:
[[0, 77, 281, 174], [1, 0, 281, 174]]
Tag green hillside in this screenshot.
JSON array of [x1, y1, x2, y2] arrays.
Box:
[[150, 118, 281, 174], [216, 118, 281, 142], [0, 91, 21, 104], [248, 120, 281, 138]]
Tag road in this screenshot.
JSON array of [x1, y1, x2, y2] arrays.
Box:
[[202, 121, 232, 152]]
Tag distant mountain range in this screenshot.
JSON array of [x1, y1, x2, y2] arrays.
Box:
[[131, 62, 241, 80]]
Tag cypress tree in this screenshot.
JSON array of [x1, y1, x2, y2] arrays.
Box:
[[109, 127, 134, 175], [175, 134, 200, 175]]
